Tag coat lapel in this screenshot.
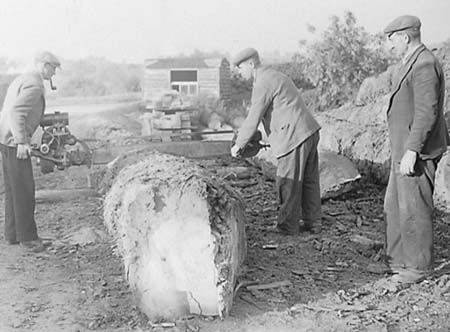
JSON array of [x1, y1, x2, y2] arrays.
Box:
[[387, 44, 426, 115]]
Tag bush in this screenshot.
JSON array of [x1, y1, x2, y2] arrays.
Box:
[[230, 71, 252, 107], [295, 11, 397, 111], [269, 62, 314, 90], [54, 57, 143, 97]]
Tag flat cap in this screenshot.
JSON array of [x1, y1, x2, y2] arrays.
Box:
[[34, 51, 61, 68], [232, 47, 259, 67], [384, 15, 421, 34]]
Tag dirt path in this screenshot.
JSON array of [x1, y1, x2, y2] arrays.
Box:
[[0, 242, 79, 331], [0, 166, 140, 332]]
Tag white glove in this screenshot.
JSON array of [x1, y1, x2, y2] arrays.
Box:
[[230, 145, 240, 158]]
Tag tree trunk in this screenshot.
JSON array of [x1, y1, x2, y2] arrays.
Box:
[[103, 151, 246, 320]]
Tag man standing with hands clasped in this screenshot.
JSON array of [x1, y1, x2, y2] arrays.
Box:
[[0, 51, 61, 253], [230, 47, 322, 235], [377, 15, 449, 291]]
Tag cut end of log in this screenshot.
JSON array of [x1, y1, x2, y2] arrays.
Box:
[[103, 151, 246, 320]]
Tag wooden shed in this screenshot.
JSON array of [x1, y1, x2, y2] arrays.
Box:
[[143, 57, 231, 105]]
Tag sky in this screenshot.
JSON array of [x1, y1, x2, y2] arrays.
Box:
[[0, 0, 449, 64]]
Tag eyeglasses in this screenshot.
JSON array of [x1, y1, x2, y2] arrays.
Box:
[[45, 63, 58, 70]]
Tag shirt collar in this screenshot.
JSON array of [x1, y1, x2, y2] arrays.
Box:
[[402, 43, 422, 64], [253, 66, 264, 84]]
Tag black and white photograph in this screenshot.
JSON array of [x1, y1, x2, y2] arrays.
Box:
[[1, 0, 450, 331]]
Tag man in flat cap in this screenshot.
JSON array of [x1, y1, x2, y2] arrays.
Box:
[[231, 47, 322, 235], [0, 51, 61, 252], [377, 15, 449, 290]]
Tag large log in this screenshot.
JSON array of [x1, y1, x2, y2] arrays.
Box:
[[103, 151, 246, 320]]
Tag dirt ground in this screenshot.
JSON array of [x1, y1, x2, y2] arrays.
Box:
[[1, 102, 450, 332]]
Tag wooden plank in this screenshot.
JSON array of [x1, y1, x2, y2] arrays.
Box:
[[91, 140, 233, 165]]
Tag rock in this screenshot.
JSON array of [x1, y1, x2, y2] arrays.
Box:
[[103, 151, 246, 320]]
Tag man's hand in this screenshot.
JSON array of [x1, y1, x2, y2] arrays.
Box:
[[399, 150, 417, 176], [16, 143, 31, 160], [231, 145, 240, 158]]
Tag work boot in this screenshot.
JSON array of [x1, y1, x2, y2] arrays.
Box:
[[268, 222, 300, 235], [20, 239, 46, 253], [299, 220, 322, 234], [373, 269, 427, 293]]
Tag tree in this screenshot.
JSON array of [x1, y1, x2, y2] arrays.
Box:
[[269, 62, 314, 90], [296, 11, 397, 111]]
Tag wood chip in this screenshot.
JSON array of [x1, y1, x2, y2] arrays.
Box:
[[262, 244, 279, 250], [291, 302, 371, 313], [292, 270, 309, 276], [151, 322, 176, 328], [322, 266, 345, 272], [246, 280, 292, 291]]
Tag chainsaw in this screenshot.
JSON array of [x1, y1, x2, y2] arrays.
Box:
[[31, 111, 92, 174], [232, 130, 270, 158]]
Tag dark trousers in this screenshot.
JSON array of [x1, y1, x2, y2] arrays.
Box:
[[0, 144, 38, 243], [384, 158, 437, 272], [276, 131, 321, 233]]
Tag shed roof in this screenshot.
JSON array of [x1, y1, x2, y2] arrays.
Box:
[[145, 57, 227, 69]]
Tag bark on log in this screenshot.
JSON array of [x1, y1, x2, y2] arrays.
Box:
[[89, 143, 232, 195], [103, 151, 246, 320]]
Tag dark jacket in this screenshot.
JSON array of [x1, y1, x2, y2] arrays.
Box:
[[0, 71, 46, 146], [387, 44, 449, 162], [235, 67, 321, 158]]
